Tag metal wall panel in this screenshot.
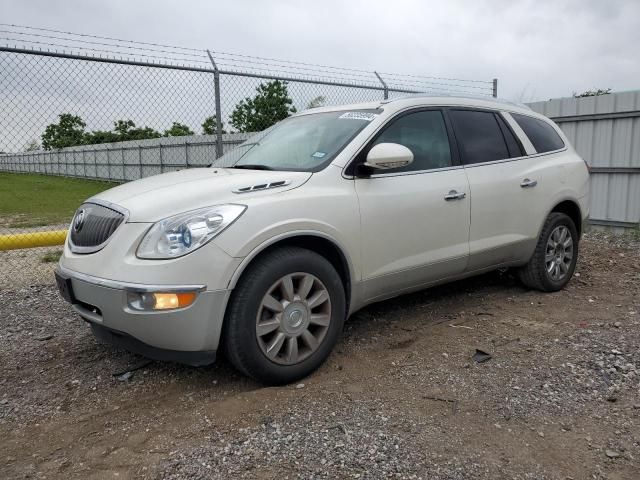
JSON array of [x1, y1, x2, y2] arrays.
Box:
[[527, 91, 640, 228], [0, 133, 251, 182]]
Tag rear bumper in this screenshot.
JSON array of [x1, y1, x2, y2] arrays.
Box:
[[55, 265, 230, 359]]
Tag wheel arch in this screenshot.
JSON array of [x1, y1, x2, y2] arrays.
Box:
[[549, 199, 584, 237], [227, 231, 354, 314]]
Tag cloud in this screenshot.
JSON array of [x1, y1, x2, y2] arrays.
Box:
[[1, 0, 639, 150], [4, 0, 639, 101]]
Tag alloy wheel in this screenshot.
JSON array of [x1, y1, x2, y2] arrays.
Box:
[[256, 272, 332, 365], [545, 225, 574, 281]]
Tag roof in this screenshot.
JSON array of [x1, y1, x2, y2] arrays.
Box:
[[297, 95, 534, 117]]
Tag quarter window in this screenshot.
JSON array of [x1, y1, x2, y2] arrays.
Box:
[[368, 110, 452, 173], [449, 110, 512, 164], [511, 113, 565, 153]]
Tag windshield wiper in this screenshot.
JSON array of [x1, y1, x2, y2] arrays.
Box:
[[232, 164, 274, 171]]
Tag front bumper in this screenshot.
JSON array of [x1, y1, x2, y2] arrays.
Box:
[[55, 265, 230, 363]]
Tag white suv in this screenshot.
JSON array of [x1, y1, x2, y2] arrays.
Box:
[[55, 96, 590, 384]]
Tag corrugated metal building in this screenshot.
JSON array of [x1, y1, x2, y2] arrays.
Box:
[[527, 91, 640, 230]]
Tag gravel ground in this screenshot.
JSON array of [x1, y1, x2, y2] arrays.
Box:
[[1, 232, 639, 479], [0, 247, 61, 288]]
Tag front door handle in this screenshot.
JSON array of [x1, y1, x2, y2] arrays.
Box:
[[520, 178, 538, 188], [444, 190, 466, 201]]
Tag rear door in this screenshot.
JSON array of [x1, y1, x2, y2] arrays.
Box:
[[448, 108, 557, 270]]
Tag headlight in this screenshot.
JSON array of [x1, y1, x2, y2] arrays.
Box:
[[136, 204, 246, 259]]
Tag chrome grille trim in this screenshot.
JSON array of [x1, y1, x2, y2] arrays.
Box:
[[56, 265, 206, 293], [69, 201, 128, 254]]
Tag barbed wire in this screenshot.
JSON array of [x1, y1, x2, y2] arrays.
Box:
[[0, 23, 204, 52], [0, 29, 209, 59], [0, 37, 211, 65], [0, 23, 494, 93], [380, 71, 493, 84]]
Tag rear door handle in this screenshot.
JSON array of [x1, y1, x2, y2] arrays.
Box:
[[520, 178, 538, 188], [444, 190, 466, 201]]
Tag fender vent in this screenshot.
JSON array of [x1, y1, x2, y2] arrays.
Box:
[[233, 180, 291, 194]]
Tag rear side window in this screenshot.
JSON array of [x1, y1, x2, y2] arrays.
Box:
[[511, 113, 565, 153], [449, 110, 512, 164]]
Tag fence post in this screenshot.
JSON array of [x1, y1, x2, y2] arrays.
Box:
[[121, 146, 126, 181], [92, 148, 97, 179], [374, 71, 388, 100], [206, 50, 224, 159], [492, 78, 498, 98]]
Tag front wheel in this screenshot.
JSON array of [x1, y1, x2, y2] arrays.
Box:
[[518, 212, 579, 292], [223, 247, 346, 385]]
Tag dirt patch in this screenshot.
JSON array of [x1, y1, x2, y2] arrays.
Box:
[[1, 233, 639, 479]]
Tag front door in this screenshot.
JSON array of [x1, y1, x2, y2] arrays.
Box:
[[354, 109, 471, 302]]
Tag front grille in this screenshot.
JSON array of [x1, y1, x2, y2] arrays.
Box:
[[69, 203, 125, 253]]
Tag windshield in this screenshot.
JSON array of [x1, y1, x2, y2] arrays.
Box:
[[211, 110, 379, 172]]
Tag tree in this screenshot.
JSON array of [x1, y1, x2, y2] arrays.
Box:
[[41, 115, 189, 148], [83, 120, 162, 145], [202, 115, 227, 135], [113, 120, 161, 141], [114, 119, 136, 138], [230, 80, 296, 132], [83, 130, 119, 144], [307, 95, 326, 109], [41, 114, 86, 150], [24, 140, 40, 152], [573, 88, 611, 98], [164, 122, 194, 137]]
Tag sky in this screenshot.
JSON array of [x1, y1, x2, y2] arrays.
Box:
[[3, 0, 640, 102]]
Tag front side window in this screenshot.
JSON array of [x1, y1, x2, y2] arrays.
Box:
[[511, 113, 565, 153], [212, 110, 378, 172], [449, 110, 512, 165], [366, 110, 452, 173]]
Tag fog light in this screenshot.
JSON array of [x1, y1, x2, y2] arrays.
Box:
[[127, 291, 197, 311]]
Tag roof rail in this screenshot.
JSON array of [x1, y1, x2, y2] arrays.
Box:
[[382, 93, 532, 110]]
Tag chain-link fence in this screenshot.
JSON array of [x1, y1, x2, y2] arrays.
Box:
[[0, 24, 496, 283]]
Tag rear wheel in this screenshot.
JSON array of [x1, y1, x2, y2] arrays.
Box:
[[223, 247, 345, 385], [518, 212, 579, 292]]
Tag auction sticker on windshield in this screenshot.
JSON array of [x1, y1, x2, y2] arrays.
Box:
[[338, 112, 378, 121]]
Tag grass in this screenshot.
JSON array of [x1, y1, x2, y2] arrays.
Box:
[[0, 173, 119, 228], [41, 249, 63, 263]]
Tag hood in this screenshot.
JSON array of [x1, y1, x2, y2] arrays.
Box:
[[91, 168, 311, 222]]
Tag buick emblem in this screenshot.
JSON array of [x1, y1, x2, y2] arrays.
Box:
[[74, 209, 86, 233]]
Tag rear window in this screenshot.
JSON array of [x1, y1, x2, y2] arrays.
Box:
[[511, 113, 565, 153]]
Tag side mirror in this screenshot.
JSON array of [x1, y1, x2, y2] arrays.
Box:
[[364, 143, 414, 170]]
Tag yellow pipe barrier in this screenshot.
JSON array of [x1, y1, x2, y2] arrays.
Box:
[[0, 230, 67, 251]]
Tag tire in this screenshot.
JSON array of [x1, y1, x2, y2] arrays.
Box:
[[223, 246, 346, 385], [518, 212, 579, 292]]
